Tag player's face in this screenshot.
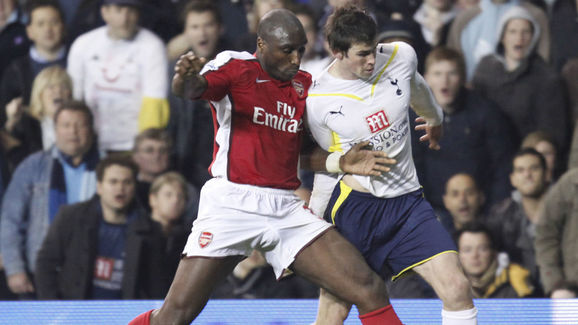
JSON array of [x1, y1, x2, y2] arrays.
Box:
[[184, 11, 221, 59], [510, 154, 547, 198], [133, 139, 170, 177], [458, 232, 494, 278], [258, 26, 307, 82], [501, 18, 533, 63], [26, 6, 64, 52], [101, 4, 139, 40], [425, 60, 461, 109], [97, 165, 136, 212], [54, 110, 93, 160], [340, 42, 376, 80], [443, 175, 483, 228], [150, 182, 186, 222]]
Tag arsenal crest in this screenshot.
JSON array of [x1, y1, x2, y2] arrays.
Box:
[[292, 80, 304, 97], [199, 231, 213, 248]]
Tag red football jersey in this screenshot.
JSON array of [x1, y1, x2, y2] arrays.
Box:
[[197, 51, 312, 190]]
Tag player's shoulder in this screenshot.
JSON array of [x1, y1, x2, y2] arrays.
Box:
[[377, 41, 417, 61], [294, 69, 313, 87], [201, 51, 257, 74]]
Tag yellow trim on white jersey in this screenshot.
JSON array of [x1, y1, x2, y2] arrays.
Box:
[[371, 44, 399, 97], [308, 93, 364, 102], [328, 131, 344, 153]]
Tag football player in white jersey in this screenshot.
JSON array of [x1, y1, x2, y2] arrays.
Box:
[[307, 5, 478, 325]]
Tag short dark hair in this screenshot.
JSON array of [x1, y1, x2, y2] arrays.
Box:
[[425, 47, 466, 82], [53, 100, 94, 128], [512, 147, 547, 172], [26, 0, 65, 25], [133, 128, 172, 152], [96, 155, 138, 182], [455, 222, 495, 250], [180, 0, 222, 27], [325, 5, 376, 54]]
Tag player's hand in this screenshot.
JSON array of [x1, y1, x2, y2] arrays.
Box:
[[174, 51, 207, 80], [7, 272, 35, 294], [172, 51, 208, 98], [414, 117, 442, 150], [340, 141, 396, 176]]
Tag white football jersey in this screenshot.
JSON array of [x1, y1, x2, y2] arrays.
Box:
[[307, 42, 442, 200]]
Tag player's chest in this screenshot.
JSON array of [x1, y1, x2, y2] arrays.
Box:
[[231, 79, 307, 133], [322, 79, 410, 139]]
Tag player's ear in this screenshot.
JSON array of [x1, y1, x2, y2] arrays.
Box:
[[333, 50, 344, 60], [257, 37, 266, 51]]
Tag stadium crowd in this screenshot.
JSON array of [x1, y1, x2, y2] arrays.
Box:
[[0, 0, 577, 303]]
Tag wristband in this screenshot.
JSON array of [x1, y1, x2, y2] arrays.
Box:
[[326, 151, 344, 173]]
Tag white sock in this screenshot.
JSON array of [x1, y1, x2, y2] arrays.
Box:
[[442, 307, 478, 325]]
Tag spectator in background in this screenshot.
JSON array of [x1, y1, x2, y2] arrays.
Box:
[[132, 128, 199, 224], [472, 6, 568, 152], [521, 131, 560, 182], [0, 0, 66, 119], [141, 172, 190, 298], [67, 0, 168, 153], [1, 66, 72, 172], [166, 0, 230, 62], [0, 0, 29, 80], [0, 101, 99, 298], [440, 173, 486, 235], [535, 167, 578, 297], [35, 156, 146, 299], [457, 222, 535, 298], [486, 148, 549, 291], [132, 128, 171, 208], [166, 1, 223, 189], [412, 47, 514, 212], [413, 0, 459, 47], [447, 0, 550, 80]]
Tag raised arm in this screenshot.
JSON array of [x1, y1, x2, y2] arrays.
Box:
[[171, 51, 209, 99]]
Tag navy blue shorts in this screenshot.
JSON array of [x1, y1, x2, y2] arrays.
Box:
[[324, 181, 457, 280]]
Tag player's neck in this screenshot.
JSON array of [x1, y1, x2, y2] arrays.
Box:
[[329, 61, 360, 80]]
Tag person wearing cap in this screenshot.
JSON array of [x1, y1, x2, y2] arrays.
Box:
[[67, 0, 169, 153]]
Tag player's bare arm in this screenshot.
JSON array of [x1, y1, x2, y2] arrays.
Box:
[[300, 140, 396, 176], [172, 51, 208, 98]]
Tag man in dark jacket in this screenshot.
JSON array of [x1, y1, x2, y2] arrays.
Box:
[[412, 46, 515, 212], [35, 155, 171, 299]]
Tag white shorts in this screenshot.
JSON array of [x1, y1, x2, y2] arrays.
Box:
[[182, 177, 333, 278]]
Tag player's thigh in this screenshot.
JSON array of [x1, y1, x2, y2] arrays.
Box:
[[292, 228, 385, 300]]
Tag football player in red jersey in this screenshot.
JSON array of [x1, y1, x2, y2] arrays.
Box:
[[130, 8, 402, 325]]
